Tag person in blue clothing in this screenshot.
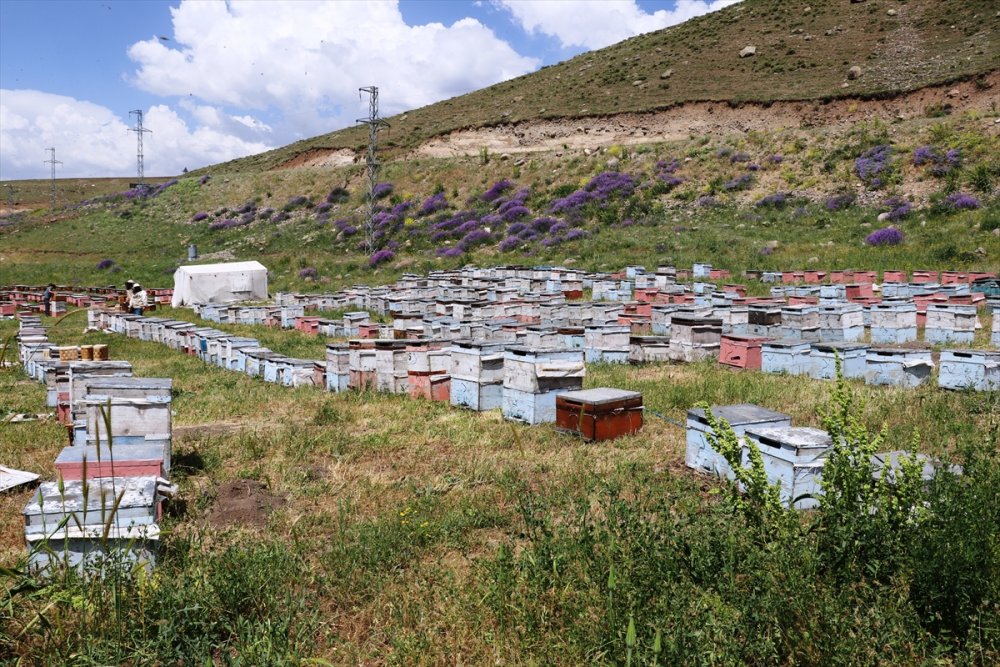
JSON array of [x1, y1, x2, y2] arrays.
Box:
[[42, 284, 55, 316]]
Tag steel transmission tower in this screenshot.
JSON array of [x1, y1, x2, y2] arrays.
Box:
[[43, 148, 62, 209], [356, 86, 389, 255], [128, 109, 152, 185]]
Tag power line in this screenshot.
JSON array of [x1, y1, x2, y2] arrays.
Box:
[[43, 148, 62, 209], [128, 109, 152, 185], [356, 86, 389, 256]]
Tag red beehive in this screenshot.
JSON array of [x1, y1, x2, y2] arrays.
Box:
[[804, 271, 827, 284], [719, 334, 768, 370], [882, 270, 907, 283], [940, 271, 970, 285], [555, 388, 643, 442], [911, 270, 939, 284], [708, 269, 731, 280]]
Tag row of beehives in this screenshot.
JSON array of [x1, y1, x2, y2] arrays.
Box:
[[1, 285, 173, 317], [92, 310, 603, 426], [15, 314, 174, 574], [685, 403, 958, 510], [186, 295, 1000, 392]]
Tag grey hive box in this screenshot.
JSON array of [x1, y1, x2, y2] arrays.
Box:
[[686, 404, 792, 479]]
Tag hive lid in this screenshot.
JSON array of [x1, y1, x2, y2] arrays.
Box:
[[745, 426, 832, 452], [557, 388, 642, 405], [687, 403, 791, 426]]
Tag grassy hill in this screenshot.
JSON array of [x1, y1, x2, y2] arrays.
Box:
[[202, 0, 1000, 173]]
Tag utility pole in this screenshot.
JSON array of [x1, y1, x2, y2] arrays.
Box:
[[128, 109, 151, 185], [4, 183, 16, 209], [356, 86, 389, 255], [44, 148, 62, 209]]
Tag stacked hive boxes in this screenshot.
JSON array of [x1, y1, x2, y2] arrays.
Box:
[[14, 316, 174, 574]]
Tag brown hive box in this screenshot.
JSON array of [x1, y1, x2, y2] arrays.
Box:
[[556, 388, 643, 442]]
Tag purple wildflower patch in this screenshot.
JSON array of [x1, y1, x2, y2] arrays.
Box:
[[459, 229, 491, 250], [369, 249, 395, 267], [824, 193, 855, 211], [419, 192, 448, 216], [855, 144, 893, 188], [943, 192, 980, 210], [883, 196, 912, 221], [372, 182, 393, 199], [865, 226, 904, 246], [192, 211, 208, 222], [730, 152, 751, 163], [501, 205, 530, 222], [564, 229, 589, 241], [298, 267, 318, 279], [96, 259, 114, 270], [499, 236, 521, 252], [482, 179, 514, 202]]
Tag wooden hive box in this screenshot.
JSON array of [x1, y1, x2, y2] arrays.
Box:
[[555, 388, 643, 442], [719, 334, 769, 370], [744, 427, 831, 509], [23, 476, 162, 573], [82, 395, 171, 446], [869, 303, 918, 344], [807, 342, 869, 380], [685, 404, 792, 478], [938, 349, 1000, 391], [864, 348, 934, 387], [261, 352, 290, 383], [628, 335, 672, 364], [761, 339, 812, 376], [818, 304, 865, 342], [924, 304, 977, 345], [55, 441, 169, 479]]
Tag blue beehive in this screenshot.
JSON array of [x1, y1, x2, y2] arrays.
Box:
[[449, 340, 506, 411], [993, 311, 1000, 348], [744, 426, 831, 509], [502, 347, 585, 424], [818, 304, 864, 342], [864, 348, 934, 387], [938, 349, 1000, 391], [924, 304, 977, 345], [693, 262, 712, 279], [761, 339, 812, 375], [869, 302, 918, 344], [807, 342, 869, 380], [685, 404, 792, 479]]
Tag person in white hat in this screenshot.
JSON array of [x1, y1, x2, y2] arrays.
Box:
[[131, 283, 148, 315]]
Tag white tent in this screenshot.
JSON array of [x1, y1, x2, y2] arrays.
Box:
[[171, 261, 268, 307]]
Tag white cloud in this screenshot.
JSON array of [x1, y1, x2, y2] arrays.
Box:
[[127, 0, 540, 140], [0, 90, 271, 179], [498, 0, 743, 50]]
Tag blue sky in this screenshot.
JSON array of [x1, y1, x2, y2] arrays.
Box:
[[0, 0, 739, 180]]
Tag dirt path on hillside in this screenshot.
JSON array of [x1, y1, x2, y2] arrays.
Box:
[[287, 71, 998, 168]]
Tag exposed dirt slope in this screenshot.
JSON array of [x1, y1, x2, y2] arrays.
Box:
[[283, 71, 999, 167]]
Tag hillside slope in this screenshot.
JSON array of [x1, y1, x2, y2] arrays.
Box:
[[202, 0, 999, 174]]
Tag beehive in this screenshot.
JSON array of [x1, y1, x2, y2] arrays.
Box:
[[807, 342, 869, 380], [719, 334, 768, 370], [761, 339, 812, 376], [555, 388, 643, 441], [685, 404, 792, 478], [744, 426, 832, 509], [938, 349, 1000, 391], [865, 348, 934, 387], [869, 303, 918, 344], [924, 304, 977, 345]]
